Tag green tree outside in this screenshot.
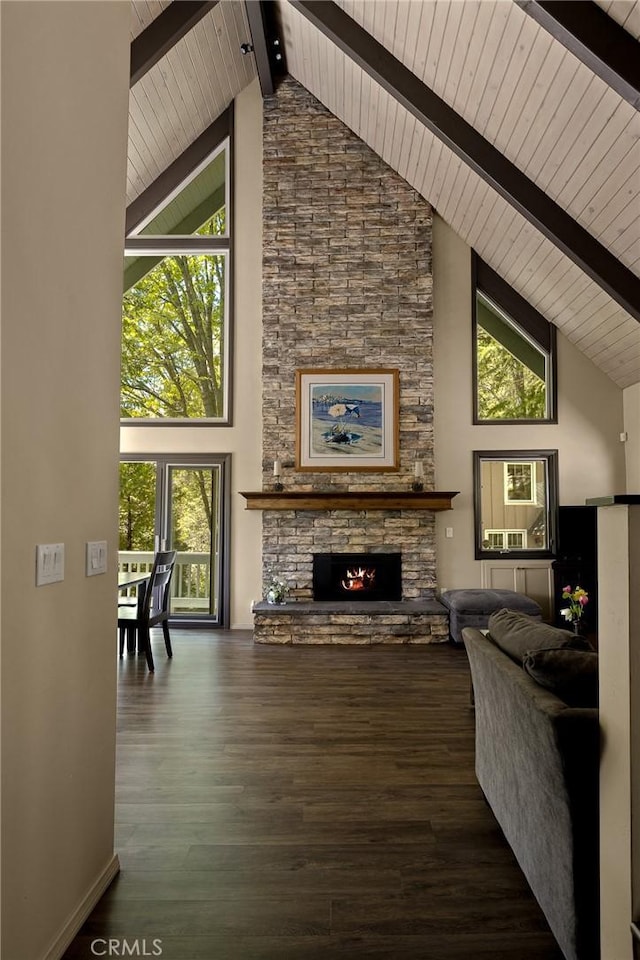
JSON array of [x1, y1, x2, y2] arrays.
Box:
[[119, 462, 156, 551], [476, 326, 546, 420], [121, 215, 225, 420]]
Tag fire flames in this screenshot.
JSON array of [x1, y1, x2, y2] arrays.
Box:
[[341, 566, 376, 592]]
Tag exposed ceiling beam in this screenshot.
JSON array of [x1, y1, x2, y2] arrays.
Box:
[[516, 1, 640, 110], [290, 0, 640, 323], [130, 1, 218, 87], [245, 1, 274, 96], [126, 107, 232, 237]]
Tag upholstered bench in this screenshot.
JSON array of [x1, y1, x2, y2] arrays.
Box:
[[440, 588, 543, 644]]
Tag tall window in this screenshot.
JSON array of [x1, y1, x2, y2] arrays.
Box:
[[473, 256, 556, 424], [122, 139, 231, 423]]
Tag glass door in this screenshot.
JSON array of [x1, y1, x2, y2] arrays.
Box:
[[118, 455, 229, 626], [164, 464, 221, 620]]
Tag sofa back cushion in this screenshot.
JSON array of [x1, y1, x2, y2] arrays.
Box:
[[487, 608, 592, 663], [523, 648, 598, 708]]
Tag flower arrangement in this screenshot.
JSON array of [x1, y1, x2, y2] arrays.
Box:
[[264, 570, 288, 604], [560, 585, 589, 624]]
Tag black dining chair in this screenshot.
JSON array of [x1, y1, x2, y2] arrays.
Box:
[[118, 550, 177, 672]]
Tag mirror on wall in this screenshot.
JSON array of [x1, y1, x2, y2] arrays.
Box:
[[473, 450, 558, 559]]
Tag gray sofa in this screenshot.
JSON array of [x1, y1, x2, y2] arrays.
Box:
[[463, 613, 600, 960]]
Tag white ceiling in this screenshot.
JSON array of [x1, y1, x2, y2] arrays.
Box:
[[129, 0, 640, 388], [128, 0, 256, 204]]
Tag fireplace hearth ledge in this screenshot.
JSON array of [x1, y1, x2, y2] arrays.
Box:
[[252, 599, 450, 645], [252, 599, 447, 615]]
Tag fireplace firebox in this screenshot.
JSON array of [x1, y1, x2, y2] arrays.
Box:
[[312, 553, 402, 602]]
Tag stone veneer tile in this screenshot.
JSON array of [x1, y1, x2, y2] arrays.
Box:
[[261, 77, 436, 630]]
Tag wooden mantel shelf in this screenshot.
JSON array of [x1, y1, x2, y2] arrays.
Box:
[[240, 491, 459, 511]]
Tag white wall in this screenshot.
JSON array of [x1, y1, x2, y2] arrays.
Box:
[[433, 215, 626, 591], [624, 384, 640, 490], [120, 79, 264, 629], [597, 504, 640, 960], [0, 3, 130, 957]]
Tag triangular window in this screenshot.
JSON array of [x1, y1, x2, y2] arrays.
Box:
[[473, 256, 556, 424]]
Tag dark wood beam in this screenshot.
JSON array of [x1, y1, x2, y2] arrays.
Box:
[[126, 107, 232, 237], [290, 0, 640, 323], [245, 1, 274, 96], [516, 1, 640, 110], [131, 1, 218, 87]]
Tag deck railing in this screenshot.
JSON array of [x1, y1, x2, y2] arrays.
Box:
[[118, 551, 212, 612]]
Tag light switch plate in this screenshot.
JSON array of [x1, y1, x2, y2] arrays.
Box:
[[36, 543, 65, 586], [86, 540, 108, 577]]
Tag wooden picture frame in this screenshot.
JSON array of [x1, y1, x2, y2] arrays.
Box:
[[295, 368, 400, 472]]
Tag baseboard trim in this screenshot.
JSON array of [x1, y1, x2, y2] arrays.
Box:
[[43, 853, 120, 960]]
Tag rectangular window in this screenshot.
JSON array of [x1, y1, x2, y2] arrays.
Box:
[[504, 462, 537, 504], [121, 252, 228, 420], [485, 530, 527, 549]]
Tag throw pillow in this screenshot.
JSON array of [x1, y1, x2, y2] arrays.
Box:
[[523, 648, 598, 708], [487, 608, 592, 663]]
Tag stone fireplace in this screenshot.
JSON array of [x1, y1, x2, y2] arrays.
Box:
[[257, 78, 445, 642]]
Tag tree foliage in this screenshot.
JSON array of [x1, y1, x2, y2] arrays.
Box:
[[476, 327, 546, 420], [170, 469, 214, 553], [121, 216, 225, 419], [119, 462, 156, 551], [119, 462, 215, 561]]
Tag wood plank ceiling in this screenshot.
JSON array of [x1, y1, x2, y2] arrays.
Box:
[[128, 0, 640, 388], [127, 0, 255, 204]]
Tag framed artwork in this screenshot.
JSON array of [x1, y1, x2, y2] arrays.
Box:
[[295, 368, 399, 472]]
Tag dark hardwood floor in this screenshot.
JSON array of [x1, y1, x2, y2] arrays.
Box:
[[64, 632, 563, 960]]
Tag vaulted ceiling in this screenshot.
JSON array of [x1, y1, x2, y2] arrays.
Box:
[[128, 0, 640, 388]]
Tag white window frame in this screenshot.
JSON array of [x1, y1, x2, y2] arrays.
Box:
[[503, 461, 537, 505], [484, 529, 528, 550]]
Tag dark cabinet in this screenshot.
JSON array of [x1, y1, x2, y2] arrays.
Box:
[[552, 506, 598, 632]]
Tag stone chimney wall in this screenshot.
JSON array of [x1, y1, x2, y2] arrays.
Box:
[[262, 78, 436, 599]]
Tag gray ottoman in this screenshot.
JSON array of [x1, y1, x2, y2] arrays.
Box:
[[440, 589, 542, 644]]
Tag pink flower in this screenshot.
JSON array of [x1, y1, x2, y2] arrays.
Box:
[[562, 585, 571, 593], [579, 595, 588, 606]]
